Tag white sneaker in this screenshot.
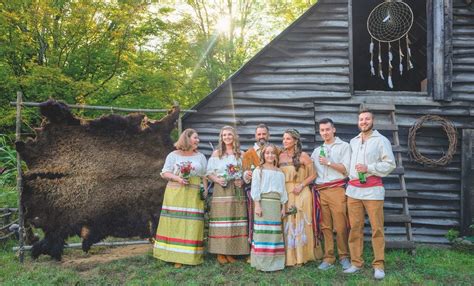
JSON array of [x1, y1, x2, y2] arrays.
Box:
[[343, 265, 361, 274], [340, 258, 351, 270], [318, 261, 334, 270], [374, 268, 385, 280]]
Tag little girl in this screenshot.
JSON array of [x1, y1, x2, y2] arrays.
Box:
[[250, 144, 288, 272]]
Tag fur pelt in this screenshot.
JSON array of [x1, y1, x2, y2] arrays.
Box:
[[16, 100, 179, 260]]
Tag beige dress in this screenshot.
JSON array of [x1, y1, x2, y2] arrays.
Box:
[[280, 162, 317, 266]]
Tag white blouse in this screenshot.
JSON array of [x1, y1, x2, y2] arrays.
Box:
[[206, 154, 242, 177], [251, 168, 288, 204], [161, 151, 207, 177]]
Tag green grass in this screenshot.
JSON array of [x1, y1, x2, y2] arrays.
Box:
[[1, 241, 473, 285]]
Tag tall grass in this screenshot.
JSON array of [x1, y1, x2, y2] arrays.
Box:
[[0, 134, 18, 208]]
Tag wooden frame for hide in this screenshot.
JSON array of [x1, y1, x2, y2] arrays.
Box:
[[9, 93, 196, 263]]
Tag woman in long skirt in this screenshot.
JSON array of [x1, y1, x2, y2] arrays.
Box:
[[279, 128, 317, 266], [207, 126, 249, 264], [154, 129, 208, 268], [250, 144, 287, 272]]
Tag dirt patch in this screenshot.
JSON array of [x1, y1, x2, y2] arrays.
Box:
[[61, 244, 152, 271]]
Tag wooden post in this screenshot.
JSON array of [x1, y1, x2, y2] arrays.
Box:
[[174, 101, 182, 134], [15, 91, 25, 263], [461, 129, 473, 235], [433, 0, 448, 101], [178, 114, 183, 134]]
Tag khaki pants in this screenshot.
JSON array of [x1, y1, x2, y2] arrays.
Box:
[[347, 197, 385, 269], [320, 186, 349, 264]]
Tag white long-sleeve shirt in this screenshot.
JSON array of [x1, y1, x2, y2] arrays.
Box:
[[311, 137, 351, 184], [251, 168, 288, 204], [346, 130, 396, 200]]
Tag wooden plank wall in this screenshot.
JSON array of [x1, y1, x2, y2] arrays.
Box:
[[461, 129, 473, 235], [314, 100, 465, 243], [184, 0, 351, 155], [183, 0, 474, 243], [451, 0, 474, 102]]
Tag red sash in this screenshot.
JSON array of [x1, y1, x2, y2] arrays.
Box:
[[315, 179, 346, 191], [348, 176, 383, 188]]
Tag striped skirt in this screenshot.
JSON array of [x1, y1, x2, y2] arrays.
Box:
[[251, 192, 285, 272], [208, 183, 250, 255], [153, 177, 205, 265]]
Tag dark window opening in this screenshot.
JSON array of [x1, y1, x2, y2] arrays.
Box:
[[352, 0, 427, 92]]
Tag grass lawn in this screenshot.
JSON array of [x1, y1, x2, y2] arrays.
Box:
[[1, 239, 473, 285]]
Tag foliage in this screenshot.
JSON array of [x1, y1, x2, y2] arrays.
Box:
[[0, 244, 473, 285], [0, 0, 317, 134], [0, 134, 18, 208], [445, 228, 460, 242]]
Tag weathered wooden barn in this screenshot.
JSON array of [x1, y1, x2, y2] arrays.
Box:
[[183, 0, 474, 244]]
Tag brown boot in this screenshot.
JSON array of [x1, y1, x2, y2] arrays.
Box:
[[226, 255, 237, 263], [217, 254, 228, 264]]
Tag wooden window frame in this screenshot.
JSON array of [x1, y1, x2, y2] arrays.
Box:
[[348, 0, 453, 100]]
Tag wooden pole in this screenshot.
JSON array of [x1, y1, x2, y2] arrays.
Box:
[[9, 101, 196, 114], [12, 239, 150, 251], [15, 91, 25, 263]]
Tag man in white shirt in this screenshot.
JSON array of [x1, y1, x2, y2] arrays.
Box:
[[343, 110, 396, 280], [311, 118, 351, 271]]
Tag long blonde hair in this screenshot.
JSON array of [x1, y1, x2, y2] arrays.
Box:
[[217, 125, 241, 159]]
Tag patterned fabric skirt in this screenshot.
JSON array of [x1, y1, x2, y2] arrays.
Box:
[[208, 182, 250, 255], [251, 192, 285, 272], [153, 177, 205, 265]]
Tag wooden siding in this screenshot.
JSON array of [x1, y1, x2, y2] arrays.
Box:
[[184, 0, 351, 154], [183, 0, 474, 244], [451, 0, 474, 102]]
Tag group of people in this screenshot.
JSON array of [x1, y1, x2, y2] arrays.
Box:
[[153, 109, 396, 280]]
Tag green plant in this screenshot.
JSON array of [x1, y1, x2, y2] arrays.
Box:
[[0, 134, 18, 208], [445, 228, 460, 242], [0, 134, 17, 184]]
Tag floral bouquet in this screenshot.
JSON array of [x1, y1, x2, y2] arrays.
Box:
[[177, 161, 194, 180], [284, 205, 298, 218], [221, 163, 242, 188]]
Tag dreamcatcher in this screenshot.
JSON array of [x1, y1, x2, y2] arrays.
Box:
[[367, 0, 414, 88]]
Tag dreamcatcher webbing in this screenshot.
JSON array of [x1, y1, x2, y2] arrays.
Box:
[[367, 0, 414, 89]]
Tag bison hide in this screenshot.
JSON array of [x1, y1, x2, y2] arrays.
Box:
[[16, 100, 179, 260]]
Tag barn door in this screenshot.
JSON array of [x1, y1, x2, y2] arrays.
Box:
[[461, 129, 474, 235]]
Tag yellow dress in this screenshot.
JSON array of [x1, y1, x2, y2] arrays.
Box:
[[280, 162, 316, 266]]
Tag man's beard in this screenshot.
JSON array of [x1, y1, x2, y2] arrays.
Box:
[[257, 138, 267, 146], [359, 123, 374, 133]]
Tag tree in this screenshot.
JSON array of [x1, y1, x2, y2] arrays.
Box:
[[0, 0, 317, 132]]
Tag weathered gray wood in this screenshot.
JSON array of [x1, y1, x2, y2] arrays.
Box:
[[385, 214, 412, 223], [231, 83, 351, 92], [433, 0, 448, 101], [385, 190, 409, 198], [461, 129, 473, 235], [183, 0, 474, 245], [242, 66, 349, 76], [255, 57, 349, 68], [385, 241, 416, 249], [348, 0, 354, 95], [235, 74, 349, 85], [360, 103, 396, 112]]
